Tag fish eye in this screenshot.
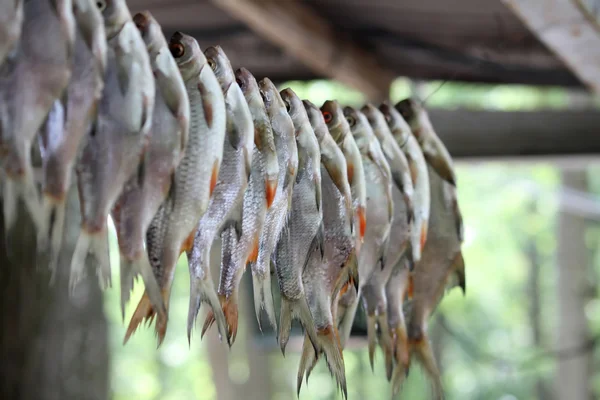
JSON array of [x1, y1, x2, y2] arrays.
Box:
[[345, 115, 356, 127], [208, 58, 216, 71], [322, 111, 333, 124], [96, 0, 106, 11], [169, 43, 185, 58], [236, 77, 244, 88]]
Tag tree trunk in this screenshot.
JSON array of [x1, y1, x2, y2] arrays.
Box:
[[0, 186, 109, 400], [526, 200, 550, 400], [555, 170, 592, 400]]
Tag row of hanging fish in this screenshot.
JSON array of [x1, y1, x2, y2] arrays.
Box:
[[0, 1, 465, 399]]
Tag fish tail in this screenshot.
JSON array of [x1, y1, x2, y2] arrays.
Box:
[[69, 229, 92, 295], [251, 271, 277, 333], [319, 326, 348, 399], [123, 292, 156, 344], [366, 314, 377, 372], [279, 296, 319, 357], [119, 254, 165, 323], [222, 293, 239, 346], [391, 358, 409, 398], [338, 294, 360, 350], [377, 313, 394, 381], [91, 228, 111, 290], [187, 273, 227, 344], [154, 287, 173, 347], [37, 196, 67, 274], [410, 336, 445, 400], [392, 324, 410, 377], [2, 176, 42, 251], [297, 333, 316, 396]]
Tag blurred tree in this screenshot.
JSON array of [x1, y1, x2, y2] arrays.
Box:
[[0, 187, 109, 400], [556, 170, 593, 400]]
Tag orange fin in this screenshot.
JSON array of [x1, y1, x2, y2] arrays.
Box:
[[124, 292, 155, 344], [154, 288, 171, 347], [265, 178, 276, 209], [246, 234, 260, 264], [407, 274, 414, 299], [347, 162, 354, 184], [222, 296, 239, 345], [201, 310, 215, 339], [210, 159, 219, 197], [357, 206, 366, 240], [420, 220, 428, 252]]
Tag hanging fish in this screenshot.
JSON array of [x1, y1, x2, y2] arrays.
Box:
[[396, 98, 456, 187], [250, 78, 298, 332], [0, 0, 75, 246], [126, 31, 226, 346], [206, 67, 279, 345], [296, 99, 358, 398], [37, 0, 106, 272], [379, 102, 430, 267], [70, 0, 154, 294], [189, 45, 253, 344], [111, 10, 189, 320]]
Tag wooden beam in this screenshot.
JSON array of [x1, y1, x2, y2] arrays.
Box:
[[427, 108, 600, 161], [210, 0, 396, 100], [503, 0, 600, 93]]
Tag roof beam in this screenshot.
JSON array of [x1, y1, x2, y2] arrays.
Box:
[[210, 0, 396, 100], [428, 108, 600, 163], [503, 0, 600, 92]]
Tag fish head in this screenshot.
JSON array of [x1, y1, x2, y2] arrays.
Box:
[[204, 45, 235, 93], [343, 106, 372, 149], [169, 31, 205, 81], [303, 100, 328, 143], [132, 11, 162, 53], [395, 98, 424, 137], [320, 100, 349, 145], [235, 68, 265, 109], [280, 88, 306, 136], [361, 103, 386, 134], [259, 78, 289, 135], [379, 102, 412, 147], [97, 0, 131, 39]]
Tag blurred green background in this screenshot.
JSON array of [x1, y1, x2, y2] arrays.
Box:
[[104, 79, 600, 400]]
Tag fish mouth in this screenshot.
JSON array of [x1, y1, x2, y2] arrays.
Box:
[[132, 12, 150, 33]]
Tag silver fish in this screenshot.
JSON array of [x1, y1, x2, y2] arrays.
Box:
[[296, 100, 357, 398], [0, 0, 75, 245], [336, 106, 395, 352], [320, 100, 366, 265], [127, 31, 226, 346], [250, 78, 298, 332], [124, 200, 169, 344], [276, 88, 321, 354], [398, 164, 465, 399], [380, 102, 430, 267], [37, 0, 106, 272], [189, 45, 253, 344], [209, 67, 279, 346], [70, 0, 154, 295], [385, 257, 411, 387], [396, 98, 456, 187], [112, 10, 189, 320], [0, 0, 23, 66]]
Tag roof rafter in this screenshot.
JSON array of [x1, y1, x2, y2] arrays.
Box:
[[210, 0, 396, 100], [503, 0, 600, 92]]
